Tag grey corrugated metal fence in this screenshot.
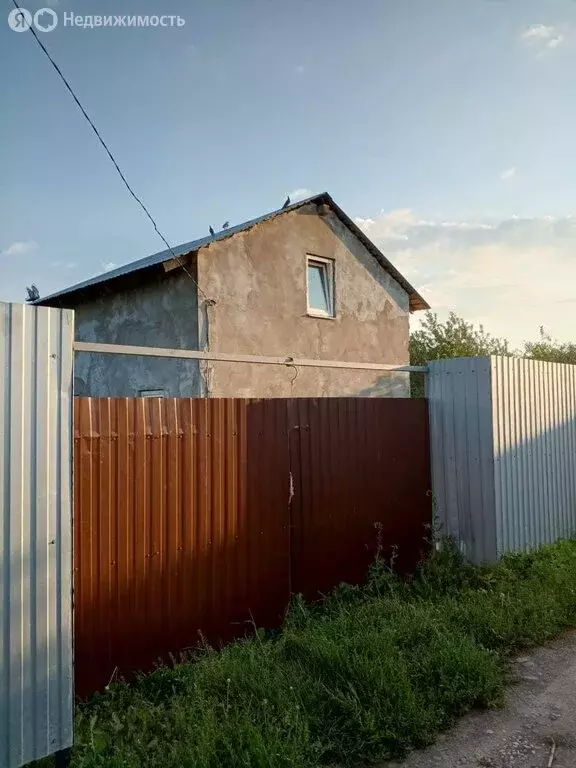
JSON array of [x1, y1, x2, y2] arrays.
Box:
[[0, 302, 74, 768], [428, 356, 576, 562]]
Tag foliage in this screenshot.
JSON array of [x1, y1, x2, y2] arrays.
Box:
[[34, 539, 576, 768], [409, 312, 576, 397], [523, 327, 576, 366], [410, 312, 511, 365], [410, 312, 511, 397]]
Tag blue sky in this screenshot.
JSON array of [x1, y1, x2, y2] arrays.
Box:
[[2, 0, 576, 346]]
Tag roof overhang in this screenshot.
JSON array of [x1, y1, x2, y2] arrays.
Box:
[[36, 192, 429, 311]]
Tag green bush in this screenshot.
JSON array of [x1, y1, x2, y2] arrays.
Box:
[[35, 539, 576, 768]]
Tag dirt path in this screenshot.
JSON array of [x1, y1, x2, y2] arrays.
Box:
[[388, 631, 576, 768]]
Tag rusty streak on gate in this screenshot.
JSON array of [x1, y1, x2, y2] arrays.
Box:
[[74, 397, 431, 698]]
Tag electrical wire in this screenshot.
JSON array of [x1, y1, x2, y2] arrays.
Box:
[[12, 0, 210, 301]]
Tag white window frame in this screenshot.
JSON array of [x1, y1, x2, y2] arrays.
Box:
[[306, 255, 335, 318], [139, 389, 166, 397]]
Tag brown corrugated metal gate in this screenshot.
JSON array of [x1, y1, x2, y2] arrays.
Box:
[[74, 397, 431, 697], [288, 398, 431, 597]]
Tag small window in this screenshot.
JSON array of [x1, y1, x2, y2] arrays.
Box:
[[307, 256, 335, 317], [139, 389, 166, 398]]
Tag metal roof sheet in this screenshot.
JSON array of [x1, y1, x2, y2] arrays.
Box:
[[36, 193, 428, 311]]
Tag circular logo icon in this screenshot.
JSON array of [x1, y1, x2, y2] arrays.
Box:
[[34, 8, 58, 32], [8, 7, 32, 31]]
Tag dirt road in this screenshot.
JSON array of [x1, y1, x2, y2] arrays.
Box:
[[388, 631, 576, 768]]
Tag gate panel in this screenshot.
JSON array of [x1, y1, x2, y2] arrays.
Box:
[[289, 398, 431, 597], [74, 398, 291, 697], [74, 396, 431, 697]]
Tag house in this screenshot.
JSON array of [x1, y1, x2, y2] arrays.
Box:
[[37, 193, 428, 398]]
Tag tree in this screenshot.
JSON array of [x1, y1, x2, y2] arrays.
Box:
[[410, 312, 511, 397], [523, 327, 576, 366], [409, 313, 576, 397]]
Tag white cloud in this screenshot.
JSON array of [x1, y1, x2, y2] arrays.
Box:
[[500, 166, 516, 181], [520, 24, 565, 51], [521, 24, 556, 41], [287, 188, 312, 202], [294, 65, 305, 75], [1, 240, 38, 258], [355, 209, 576, 347], [356, 209, 415, 241], [547, 35, 564, 49], [101, 262, 118, 272]]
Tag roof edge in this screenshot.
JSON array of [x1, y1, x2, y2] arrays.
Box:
[[35, 192, 429, 311], [318, 193, 429, 312]]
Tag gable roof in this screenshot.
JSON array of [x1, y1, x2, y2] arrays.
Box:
[[36, 192, 428, 311]]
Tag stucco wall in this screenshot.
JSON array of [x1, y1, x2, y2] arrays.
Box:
[[196, 204, 411, 397], [73, 270, 201, 397]]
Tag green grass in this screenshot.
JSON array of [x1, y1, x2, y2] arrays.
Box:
[[36, 539, 576, 768]]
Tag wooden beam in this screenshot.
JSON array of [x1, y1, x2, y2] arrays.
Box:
[[73, 341, 428, 374], [163, 255, 190, 273]]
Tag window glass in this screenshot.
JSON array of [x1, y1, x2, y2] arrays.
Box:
[[308, 262, 330, 314]]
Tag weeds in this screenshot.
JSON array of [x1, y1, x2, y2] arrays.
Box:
[[35, 538, 576, 767]]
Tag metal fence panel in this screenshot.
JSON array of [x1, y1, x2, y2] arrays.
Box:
[[73, 397, 292, 697], [289, 397, 431, 597], [492, 356, 576, 556], [428, 358, 497, 562], [74, 396, 432, 698], [429, 356, 576, 562], [0, 302, 74, 768]]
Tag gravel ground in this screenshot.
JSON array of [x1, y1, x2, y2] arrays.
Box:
[[387, 630, 576, 768]]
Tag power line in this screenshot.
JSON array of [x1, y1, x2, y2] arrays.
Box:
[[12, 0, 209, 300]]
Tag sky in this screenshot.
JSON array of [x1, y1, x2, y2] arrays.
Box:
[[2, 0, 576, 348]]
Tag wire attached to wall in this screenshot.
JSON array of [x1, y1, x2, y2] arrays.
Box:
[[285, 357, 300, 392]]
